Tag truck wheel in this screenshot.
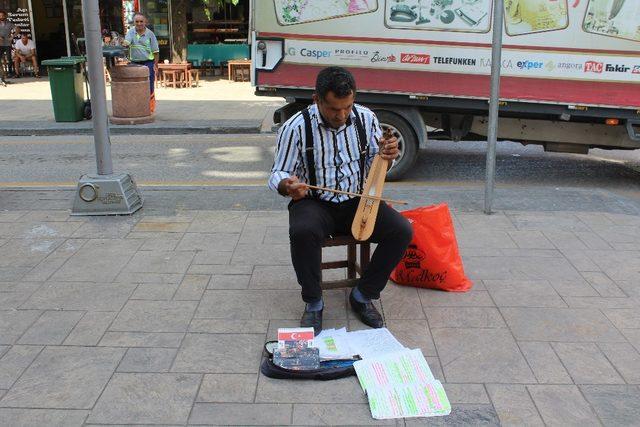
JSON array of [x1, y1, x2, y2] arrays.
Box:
[[375, 111, 418, 181]]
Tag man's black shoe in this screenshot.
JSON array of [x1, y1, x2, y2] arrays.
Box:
[[300, 308, 323, 335], [349, 290, 383, 328]]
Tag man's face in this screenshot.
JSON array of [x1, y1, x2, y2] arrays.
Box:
[[134, 16, 146, 31], [21, 35, 28, 43], [0, 13, 7, 22], [314, 90, 355, 129]]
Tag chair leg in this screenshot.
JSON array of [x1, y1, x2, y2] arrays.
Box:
[[360, 242, 370, 273], [347, 243, 357, 279]]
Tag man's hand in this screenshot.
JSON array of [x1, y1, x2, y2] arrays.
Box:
[[279, 176, 309, 201], [379, 135, 400, 161]]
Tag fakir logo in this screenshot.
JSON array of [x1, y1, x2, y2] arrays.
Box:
[[633, 65, 640, 75], [401, 53, 431, 64], [584, 61, 604, 73]]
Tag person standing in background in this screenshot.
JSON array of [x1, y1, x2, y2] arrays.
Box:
[[0, 10, 16, 85], [122, 13, 159, 112]]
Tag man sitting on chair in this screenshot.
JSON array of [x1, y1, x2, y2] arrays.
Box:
[[268, 66, 413, 334], [13, 33, 39, 78]]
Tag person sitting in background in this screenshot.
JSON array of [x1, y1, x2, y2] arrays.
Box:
[[13, 33, 39, 77]]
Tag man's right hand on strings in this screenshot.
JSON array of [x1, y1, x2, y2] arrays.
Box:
[[279, 176, 309, 201]]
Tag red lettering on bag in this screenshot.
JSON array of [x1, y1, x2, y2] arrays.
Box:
[[391, 204, 473, 292]]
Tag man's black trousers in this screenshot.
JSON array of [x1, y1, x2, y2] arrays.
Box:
[[288, 197, 413, 303]]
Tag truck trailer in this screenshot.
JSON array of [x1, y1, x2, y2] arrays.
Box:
[[251, 0, 640, 180]]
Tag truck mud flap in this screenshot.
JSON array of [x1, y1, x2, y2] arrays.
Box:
[[627, 120, 640, 142]]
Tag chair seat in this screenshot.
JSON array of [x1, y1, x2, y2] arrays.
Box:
[[320, 234, 370, 290]]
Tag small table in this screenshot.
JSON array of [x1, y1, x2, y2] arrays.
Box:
[[227, 59, 251, 82], [157, 63, 192, 87]]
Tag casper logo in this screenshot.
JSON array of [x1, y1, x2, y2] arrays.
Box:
[[584, 61, 604, 73], [299, 48, 331, 60], [401, 53, 431, 64]]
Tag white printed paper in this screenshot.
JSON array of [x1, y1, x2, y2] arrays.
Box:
[[314, 328, 355, 360], [347, 328, 406, 359]]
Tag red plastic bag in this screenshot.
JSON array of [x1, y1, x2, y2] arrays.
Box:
[[391, 203, 473, 292]]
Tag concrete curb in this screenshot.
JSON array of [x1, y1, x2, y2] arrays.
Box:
[[0, 120, 266, 136]]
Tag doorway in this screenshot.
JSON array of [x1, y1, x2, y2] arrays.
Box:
[[32, 0, 66, 62]]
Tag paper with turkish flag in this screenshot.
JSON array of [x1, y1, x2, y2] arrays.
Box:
[[277, 327, 315, 350]]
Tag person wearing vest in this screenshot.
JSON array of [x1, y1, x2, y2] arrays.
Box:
[[268, 67, 413, 335], [122, 13, 159, 112]]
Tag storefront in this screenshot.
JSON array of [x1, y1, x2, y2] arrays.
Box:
[[188, 0, 248, 45], [2, 0, 249, 66]]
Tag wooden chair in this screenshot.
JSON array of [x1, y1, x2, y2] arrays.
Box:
[[233, 66, 250, 82], [162, 69, 182, 88], [155, 70, 164, 88], [189, 69, 200, 87], [201, 60, 214, 77], [320, 234, 371, 290]]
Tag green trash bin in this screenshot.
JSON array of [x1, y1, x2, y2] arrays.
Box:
[[41, 56, 87, 122]]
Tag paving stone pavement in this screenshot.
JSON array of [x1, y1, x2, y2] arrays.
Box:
[[0, 186, 640, 426]]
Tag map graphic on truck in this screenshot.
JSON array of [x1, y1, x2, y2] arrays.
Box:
[[275, 0, 377, 25], [583, 0, 640, 42], [386, 0, 492, 33]]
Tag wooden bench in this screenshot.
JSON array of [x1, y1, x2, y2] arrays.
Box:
[[320, 234, 370, 290]]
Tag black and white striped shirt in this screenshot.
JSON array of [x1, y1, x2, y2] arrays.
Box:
[[268, 103, 381, 203]]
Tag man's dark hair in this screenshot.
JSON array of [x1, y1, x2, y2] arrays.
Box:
[[315, 66, 356, 100], [0, 10, 7, 16]]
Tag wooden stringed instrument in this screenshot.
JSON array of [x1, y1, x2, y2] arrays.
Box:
[[351, 128, 393, 241]]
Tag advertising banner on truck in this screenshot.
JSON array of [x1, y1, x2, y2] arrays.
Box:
[[255, 0, 640, 109]]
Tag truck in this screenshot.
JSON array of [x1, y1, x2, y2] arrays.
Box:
[[250, 0, 640, 180]]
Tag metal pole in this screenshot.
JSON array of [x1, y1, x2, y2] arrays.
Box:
[[62, 0, 71, 57], [26, 0, 36, 43], [81, 0, 113, 175], [484, 0, 504, 214]]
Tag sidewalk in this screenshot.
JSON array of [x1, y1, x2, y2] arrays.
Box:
[[0, 184, 639, 425], [0, 77, 285, 136]]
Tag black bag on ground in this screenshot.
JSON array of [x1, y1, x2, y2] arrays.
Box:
[[260, 341, 357, 380], [260, 357, 356, 380]]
